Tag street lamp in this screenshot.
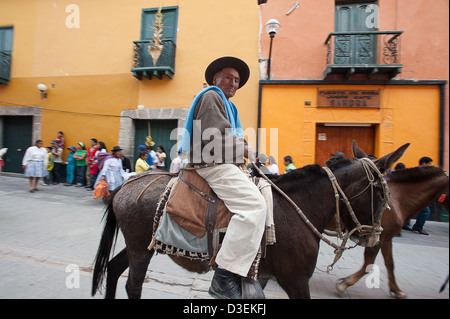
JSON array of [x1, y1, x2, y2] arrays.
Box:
[[265, 19, 280, 80], [37, 83, 48, 99]]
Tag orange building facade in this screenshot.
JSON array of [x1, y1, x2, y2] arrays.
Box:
[[258, 0, 449, 170]]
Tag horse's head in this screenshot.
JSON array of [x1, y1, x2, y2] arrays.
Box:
[[326, 141, 410, 248]]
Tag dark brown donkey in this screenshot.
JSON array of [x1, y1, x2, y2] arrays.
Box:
[[334, 159, 449, 298], [92, 142, 408, 299]]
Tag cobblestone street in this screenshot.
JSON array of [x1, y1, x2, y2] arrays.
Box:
[[0, 174, 448, 299]]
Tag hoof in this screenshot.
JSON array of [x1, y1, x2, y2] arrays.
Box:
[[335, 278, 348, 297], [390, 289, 408, 299]]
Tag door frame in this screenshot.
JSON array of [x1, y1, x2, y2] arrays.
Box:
[[0, 106, 41, 143], [119, 107, 188, 164], [0, 107, 42, 173]]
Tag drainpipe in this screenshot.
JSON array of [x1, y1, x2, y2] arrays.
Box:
[[257, 82, 263, 154], [439, 82, 446, 168]]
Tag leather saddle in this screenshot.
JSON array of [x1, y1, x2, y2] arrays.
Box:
[[165, 167, 234, 263]]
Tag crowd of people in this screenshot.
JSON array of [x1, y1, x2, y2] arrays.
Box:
[[20, 131, 300, 198], [249, 153, 297, 177], [19, 131, 441, 235], [18, 132, 345, 195], [21, 131, 176, 196], [18, 130, 316, 193]]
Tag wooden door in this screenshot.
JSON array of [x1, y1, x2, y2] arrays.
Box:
[[134, 119, 178, 171], [315, 124, 375, 165]]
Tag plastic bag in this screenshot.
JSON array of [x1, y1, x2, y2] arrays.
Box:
[[92, 180, 110, 199]]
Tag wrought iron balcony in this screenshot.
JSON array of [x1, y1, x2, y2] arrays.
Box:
[[0, 51, 12, 84], [131, 39, 176, 80], [324, 31, 403, 79]]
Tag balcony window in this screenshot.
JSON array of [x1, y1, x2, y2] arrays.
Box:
[[324, 30, 403, 79], [0, 26, 13, 84], [131, 7, 178, 80], [324, 2, 402, 79]]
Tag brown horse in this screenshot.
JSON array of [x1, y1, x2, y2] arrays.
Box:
[[333, 160, 449, 298], [91, 142, 408, 299]]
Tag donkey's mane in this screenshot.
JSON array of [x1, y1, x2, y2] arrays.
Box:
[[386, 166, 445, 183], [272, 156, 356, 189]]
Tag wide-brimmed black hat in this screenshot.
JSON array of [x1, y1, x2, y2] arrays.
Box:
[[110, 146, 123, 152], [205, 56, 250, 89]]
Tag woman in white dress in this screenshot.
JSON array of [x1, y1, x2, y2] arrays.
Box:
[[98, 146, 129, 191], [22, 140, 48, 192], [267, 155, 280, 176]]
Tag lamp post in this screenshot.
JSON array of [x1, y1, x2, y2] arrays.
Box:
[[265, 19, 280, 80]]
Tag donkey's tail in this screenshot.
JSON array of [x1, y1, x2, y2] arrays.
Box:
[[91, 192, 120, 296]]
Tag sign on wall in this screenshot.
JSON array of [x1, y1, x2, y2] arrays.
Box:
[[317, 89, 381, 108]]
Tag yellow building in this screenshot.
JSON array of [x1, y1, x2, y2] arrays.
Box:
[[0, 0, 262, 172]]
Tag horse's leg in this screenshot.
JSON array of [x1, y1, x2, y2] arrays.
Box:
[[336, 245, 381, 296], [125, 249, 154, 299], [105, 248, 129, 299], [277, 275, 310, 299], [381, 238, 407, 299]]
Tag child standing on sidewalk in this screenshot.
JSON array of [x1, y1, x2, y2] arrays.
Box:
[[43, 146, 54, 186]]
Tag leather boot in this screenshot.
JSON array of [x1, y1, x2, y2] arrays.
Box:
[[209, 267, 242, 299], [241, 277, 265, 299]]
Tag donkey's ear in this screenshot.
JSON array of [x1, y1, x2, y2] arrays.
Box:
[[375, 143, 410, 174], [352, 140, 368, 158]]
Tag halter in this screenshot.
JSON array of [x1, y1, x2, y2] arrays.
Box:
[[322, 157, 390, 241], [252, 157, 390, 272]]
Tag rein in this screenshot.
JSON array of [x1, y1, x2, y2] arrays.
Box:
[[252, 157, 390, 272]]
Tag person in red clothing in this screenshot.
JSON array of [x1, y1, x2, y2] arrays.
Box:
[[87, 138, 99, 190]]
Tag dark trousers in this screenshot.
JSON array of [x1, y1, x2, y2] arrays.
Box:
[[89, 173, 98, 189], [76, 166, 86, 186], [52, 162, 64, 183]]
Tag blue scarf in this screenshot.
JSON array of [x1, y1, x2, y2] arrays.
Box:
[[178, 86, 244, 153]]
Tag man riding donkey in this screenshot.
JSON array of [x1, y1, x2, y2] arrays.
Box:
[[178, 57, 267, 299]]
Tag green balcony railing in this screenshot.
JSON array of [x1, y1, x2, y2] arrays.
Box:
[[131, 39, 176, 80], [0, 51, 12, 84], [324, 31, 403, 79]]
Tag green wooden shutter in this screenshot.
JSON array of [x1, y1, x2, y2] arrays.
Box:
[[140, 6, 178, 42], [335, 2, 377, 65], [0, 26, 13, 83]]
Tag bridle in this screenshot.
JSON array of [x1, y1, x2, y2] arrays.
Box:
[[252, 157, 390, 272], [322, 157, 390, 242]]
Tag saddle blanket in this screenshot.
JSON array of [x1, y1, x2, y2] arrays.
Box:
[[149, 170, 275, 279]]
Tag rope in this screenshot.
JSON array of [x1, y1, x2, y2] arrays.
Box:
[[251, 164, 345, 253], [251, 158, 389, 273]]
